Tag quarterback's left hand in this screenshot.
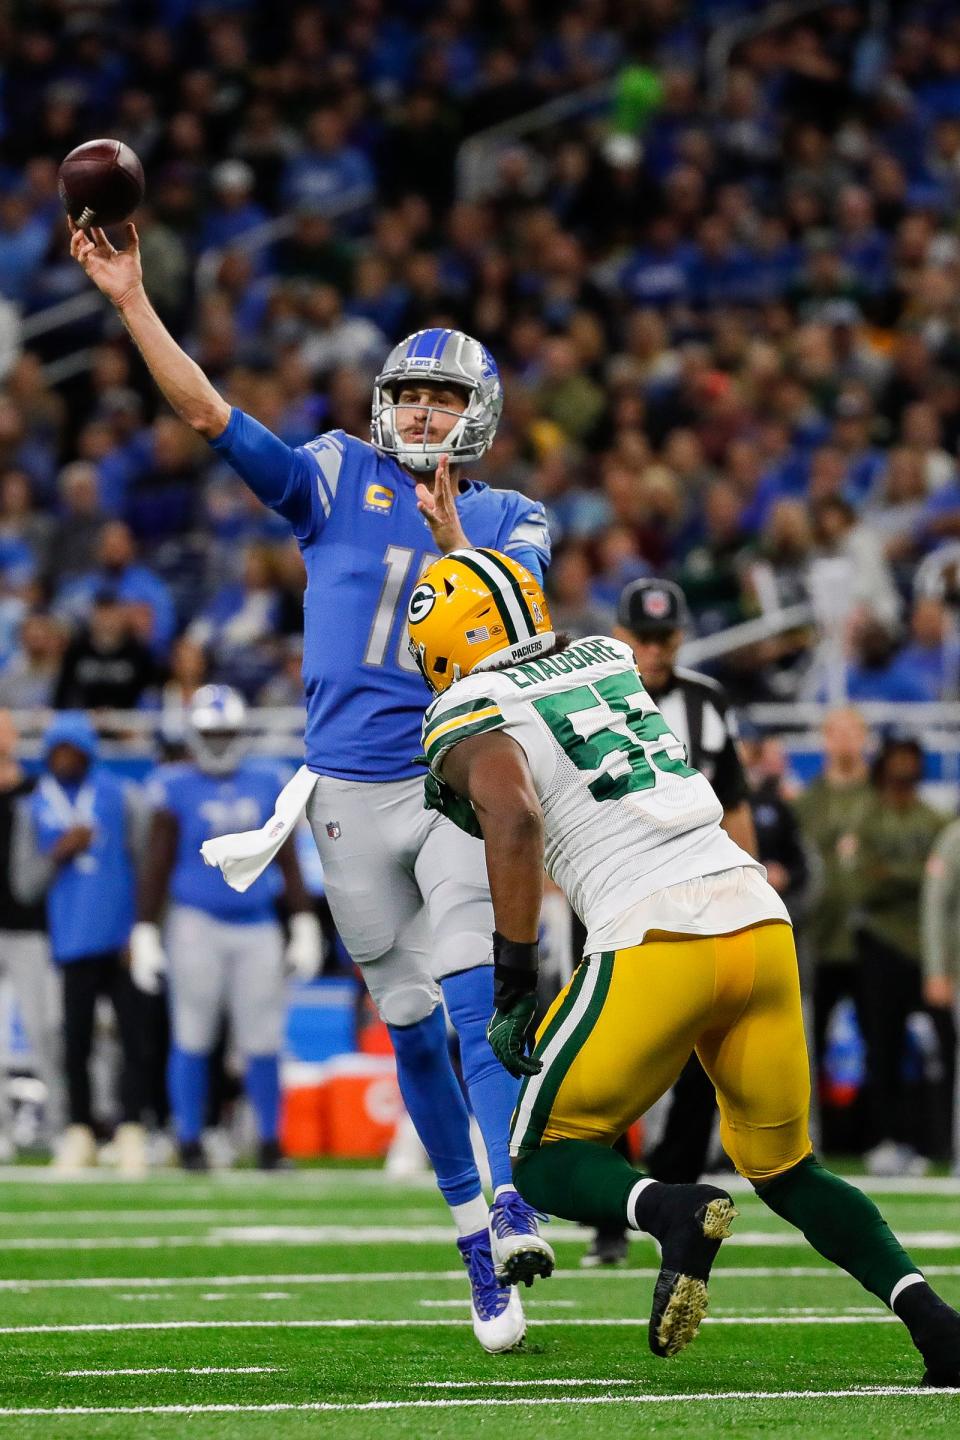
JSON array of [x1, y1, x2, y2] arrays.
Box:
[[416, 453, 469, 554], [285, 911, 323, 981], [487, 995, 542, 1079]]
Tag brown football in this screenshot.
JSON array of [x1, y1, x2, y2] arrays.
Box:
[[58, 139, 145, 228]]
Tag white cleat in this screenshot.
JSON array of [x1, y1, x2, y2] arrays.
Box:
[[457, 1228, 527, 1353], [53, 1124, 98, 1174], [114, 1122, 148, 1178]]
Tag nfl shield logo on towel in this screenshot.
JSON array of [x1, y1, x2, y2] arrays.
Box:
[[326, 820, 341, 840]]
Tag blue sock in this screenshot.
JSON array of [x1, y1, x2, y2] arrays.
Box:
[[388, 1007, 481, 1207], [442, 967, 519, 1191], [168, 1047, 208, 1145], [245, 1054, 281, 1142]]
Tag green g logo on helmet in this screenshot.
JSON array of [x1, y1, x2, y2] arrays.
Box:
[[408, 582, 437, 624]]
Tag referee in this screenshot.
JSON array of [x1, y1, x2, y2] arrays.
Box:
[[582, 578, 757, 1265]]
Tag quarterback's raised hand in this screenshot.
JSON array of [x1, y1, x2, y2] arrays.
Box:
[[416, 453, 470, 554], [69, 218, 144, 311]]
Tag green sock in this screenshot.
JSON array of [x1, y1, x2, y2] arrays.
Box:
[[514, 1139, 641, 1229], [757, 1156, 922, 1306]]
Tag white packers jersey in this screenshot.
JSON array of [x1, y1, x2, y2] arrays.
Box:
[[422, 635, 786, 951]]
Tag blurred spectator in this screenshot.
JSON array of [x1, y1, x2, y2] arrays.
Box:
[[53, 592, 156, 712], [187, 543, 282, 696], [0, 192, 49, 304], [55, 522, 176, 661], [258, 638, 305, 707], [545, 544, 614, 638], [280, 107, 375, 215], [276, 205, 355, 289], [0, 611, 63, 709], [809, 496, 901, 633], [49, 463, 104, 584], [895, 596, 954, 701], [199, 161, 268, 257], [795, 707, 874, 1139], [742, 735, 812, 923], [854, 738, 946, 1175], [831, 387, 887, 503], [676, 479, 751, 634], [826, 610, 931, 705], [0, 469, 47, 591], [298, 285, 386, 379]]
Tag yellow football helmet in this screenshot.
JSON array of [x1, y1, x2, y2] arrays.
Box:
[[407, 548, 554, 694]]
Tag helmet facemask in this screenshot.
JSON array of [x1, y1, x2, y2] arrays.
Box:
[[371, 330, 503, 473], [186, 685, 248, 775], [188, 727, 246, 776]]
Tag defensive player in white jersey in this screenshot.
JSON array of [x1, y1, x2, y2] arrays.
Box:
[[408, 549, 960, 1383], [132, 686, 322, 1170]]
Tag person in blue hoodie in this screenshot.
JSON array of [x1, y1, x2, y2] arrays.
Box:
[[27, 713, 148, 1175]]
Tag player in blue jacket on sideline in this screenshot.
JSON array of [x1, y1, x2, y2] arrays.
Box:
[[71, 219, 554, 1352], [132, 685, 322, 1171], [27, 713, 148, 1176]]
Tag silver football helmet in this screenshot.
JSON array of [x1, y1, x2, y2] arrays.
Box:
[[371, 328, 503, 473], [186, 684, 247, 775]]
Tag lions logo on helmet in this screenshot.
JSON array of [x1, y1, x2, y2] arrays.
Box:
[[371, 329, 503, 474], [407, 548, 554, 695], [186, 684, 248, 775]]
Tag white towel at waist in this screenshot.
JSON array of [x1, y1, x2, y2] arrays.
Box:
[[200, 765, 319, 893]]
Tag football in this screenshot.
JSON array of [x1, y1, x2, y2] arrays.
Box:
[[57, 138, 145, 228]]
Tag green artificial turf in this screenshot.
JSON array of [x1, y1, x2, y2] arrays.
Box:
[[0, 1167, 957, 1437]]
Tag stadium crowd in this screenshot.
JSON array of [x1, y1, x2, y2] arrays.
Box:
[[2, 0, 960, 1175]]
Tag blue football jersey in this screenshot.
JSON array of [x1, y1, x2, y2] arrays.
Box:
[[148, 761, 286, 923], [210, 413, 551, 780]]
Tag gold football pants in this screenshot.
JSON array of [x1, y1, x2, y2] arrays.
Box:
[[510, 921, 813, 1183]]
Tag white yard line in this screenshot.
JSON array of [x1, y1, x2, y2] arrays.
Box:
[[0, 1208, 446, 1227], [4, 1264, 960, 1292], [0, 1388, 958, 1416], [414, 1379, 635, 1387], [0, 1316, 907, 1335], [59, 1367, 279, 1378], [2, 1226, 958, 1251], [0, 1166, 957, 1195]]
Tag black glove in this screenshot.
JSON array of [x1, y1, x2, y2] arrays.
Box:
[[486, 933, 542, 1078]]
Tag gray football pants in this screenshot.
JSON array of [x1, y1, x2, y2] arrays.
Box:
[[165, 906, 285, 1056], [306, 774, 493, 1027], [0, 930, 64, 1136]]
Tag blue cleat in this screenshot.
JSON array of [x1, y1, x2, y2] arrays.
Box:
[[457, 1228, 526, 1353], [489, 1189, 556, 1287]]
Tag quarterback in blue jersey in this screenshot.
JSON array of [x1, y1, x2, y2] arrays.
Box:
[[132, 686, 322, 1171], [72, 221, 554, 1352]]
